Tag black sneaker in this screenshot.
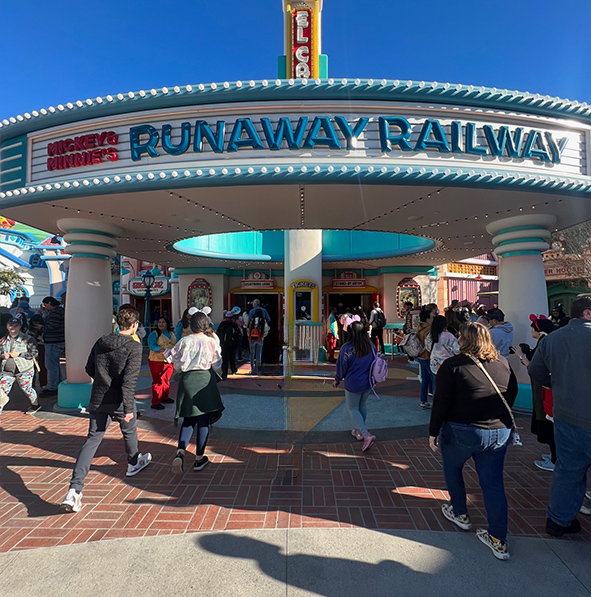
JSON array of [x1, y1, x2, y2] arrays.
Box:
[[26, 402, 41, 414], [193, 456, 209, 471], [546, 517, 581, 537], [161, 398, 174, 404], [151, 403, 165, 410]]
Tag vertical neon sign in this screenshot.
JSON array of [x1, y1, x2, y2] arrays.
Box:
[[291, 6, 314, 78]]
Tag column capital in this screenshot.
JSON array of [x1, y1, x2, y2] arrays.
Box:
[[486, 214, 557, 258], [57, 218, 124, 260]]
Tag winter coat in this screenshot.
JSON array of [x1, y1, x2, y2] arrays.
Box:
[[85, 333, 142, 414], [0, 333, 38, 375]]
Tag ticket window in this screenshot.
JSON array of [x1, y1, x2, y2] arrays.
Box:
[[295, 291, 312, 320]]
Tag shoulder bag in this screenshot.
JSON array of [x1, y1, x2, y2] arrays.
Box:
[[467, 354, 522, 446]]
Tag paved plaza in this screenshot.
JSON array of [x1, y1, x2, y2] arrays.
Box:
[[0, 358, 590, 595]]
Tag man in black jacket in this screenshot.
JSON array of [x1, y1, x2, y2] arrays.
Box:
[[60, 307, 151, 513], [41, 296, 65, 395]]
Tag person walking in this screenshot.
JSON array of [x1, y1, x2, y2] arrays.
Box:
[[483, 308, 514, 358], [429, 322, 518, 560], [369, 301, 386, 354], [247, 299, 270, 375], [60, 307, 152, 514], [416, 306, 436, 409], [511, 316, 557, 472], [528, 295, 591, 537], [147, 317, 176, 410], [332, 320, 377, 452], [0, 318, 40, 415], [41, 296, 65, 395], [168, 311, 224, 474], [216, 311, 241, 379]]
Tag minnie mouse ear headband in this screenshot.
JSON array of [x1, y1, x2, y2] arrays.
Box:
[[529, 313, 548, 331], [201, 306, 212, 315], [188, 307, 198, 316]]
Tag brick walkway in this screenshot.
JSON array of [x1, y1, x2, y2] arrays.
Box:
[[0, 407, 589, 553]]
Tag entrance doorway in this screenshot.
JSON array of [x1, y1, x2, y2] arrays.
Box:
[[327, 293, 374, 318], [230, 293, 283, 364]]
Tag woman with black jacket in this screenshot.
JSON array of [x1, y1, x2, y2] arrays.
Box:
[[429, 322, 518, 561]]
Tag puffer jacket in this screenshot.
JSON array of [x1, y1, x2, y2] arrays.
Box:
[[86, 332, 142, 414], [0, 333, 38, 374]]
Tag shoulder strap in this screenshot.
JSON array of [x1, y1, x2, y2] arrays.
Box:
[[466, 354, 516, 429]]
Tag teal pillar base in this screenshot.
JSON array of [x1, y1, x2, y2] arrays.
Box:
[[514, 383, 533, 411], [57, 380, 92, 409]]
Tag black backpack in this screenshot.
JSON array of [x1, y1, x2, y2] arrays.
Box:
[[217, 321, 238, 346], [248, 309, 266, 341], [374, 309, 386, 328]]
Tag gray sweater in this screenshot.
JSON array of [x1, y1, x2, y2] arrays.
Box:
[[528, 318, 591, 430]]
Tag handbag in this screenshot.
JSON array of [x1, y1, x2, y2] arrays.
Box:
[[467, 354, 522, 446]]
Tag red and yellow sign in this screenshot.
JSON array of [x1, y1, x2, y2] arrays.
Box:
[[286, 1, 320, 79]]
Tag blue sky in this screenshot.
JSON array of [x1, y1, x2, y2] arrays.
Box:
[[2, 0, 591, 118]]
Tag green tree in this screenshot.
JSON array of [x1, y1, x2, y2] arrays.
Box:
[[0, 269, 25, 296]]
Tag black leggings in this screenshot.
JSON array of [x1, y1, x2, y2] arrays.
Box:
[[178, 413, 211, 456]]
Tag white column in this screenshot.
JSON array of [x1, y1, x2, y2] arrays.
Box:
[[170, 274, 181, 327], [284, 230, 323, 369], [57, 218, 124, 409], [486, 214, 556, 394]]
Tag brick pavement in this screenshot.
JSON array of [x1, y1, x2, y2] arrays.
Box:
[[0, 407, 590, 553]]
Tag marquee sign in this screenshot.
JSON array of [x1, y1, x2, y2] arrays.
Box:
[[240, 271, 275, 289], [127, 276, 170, 297], [27, 105, 587, 183], [332, 271, 366, 288]]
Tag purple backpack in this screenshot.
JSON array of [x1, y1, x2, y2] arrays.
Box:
[[370, 348, 388, 390]]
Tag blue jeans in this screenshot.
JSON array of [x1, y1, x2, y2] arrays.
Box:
[[249, 340, 263, 373], [547, 418, 591, 527], [440, 421, 512, 542], [45, 342, 65, 391], [344, 389, 371, 436], [417, 357, 435, 403]]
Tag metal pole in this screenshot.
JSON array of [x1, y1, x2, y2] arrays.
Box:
[[144, 287, 151, 331]]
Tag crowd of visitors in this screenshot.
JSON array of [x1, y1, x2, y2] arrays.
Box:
[[0, 295, 65, 414], [1, 289, 587, 563]]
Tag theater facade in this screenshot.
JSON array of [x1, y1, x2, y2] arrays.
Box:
[[1, 0, 591, 408]]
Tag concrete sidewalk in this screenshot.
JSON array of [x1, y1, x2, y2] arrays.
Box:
[[1, 528, 590, 597]]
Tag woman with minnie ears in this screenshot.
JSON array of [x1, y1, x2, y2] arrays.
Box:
[[512, 315, 557, 472]]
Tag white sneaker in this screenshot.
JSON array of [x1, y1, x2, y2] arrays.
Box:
[[60, 488, 83, 513], [580, 495, 591, 516], [126, 452, 152, 477]]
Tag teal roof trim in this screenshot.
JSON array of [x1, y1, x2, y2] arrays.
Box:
[[2, 163, 589, 209], [2, 78, 591, 142], [0, 134, 27, 192]]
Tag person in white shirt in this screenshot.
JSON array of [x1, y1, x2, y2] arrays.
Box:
[[167, 312, 224, 474]]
